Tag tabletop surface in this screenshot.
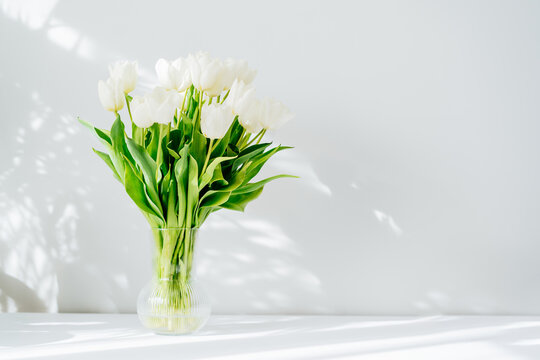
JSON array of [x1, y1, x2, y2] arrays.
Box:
[[1, 313, 540, 359]]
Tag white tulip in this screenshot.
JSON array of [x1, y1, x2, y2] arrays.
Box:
[[155, 57, 191, 92], [237, 97, 264, 134], [201, 59, 227, 96], [224, 80, 262, 133], [98, 78, 124, 112], [201, 103, 234, 139], [130, 88, 180, 128], [225, 58, 257, 85], [188, 52, 230, 97], [187, 51, 210, 90], [108, 60, 138, 93], [258, 98, 294, 130], [225, 79, 256, 115], [149, 87, 181, 125], [130, 96, 153, 128]]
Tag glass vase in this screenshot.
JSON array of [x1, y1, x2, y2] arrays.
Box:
[[137, 228, 211, 335]]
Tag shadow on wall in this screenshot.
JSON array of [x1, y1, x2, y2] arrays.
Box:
[[0, 0, 140, 312], [1, 0, 445, 315], [0, 1, 333, 314]]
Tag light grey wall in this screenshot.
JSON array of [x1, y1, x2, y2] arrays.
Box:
[[1, 0, 540, 315]]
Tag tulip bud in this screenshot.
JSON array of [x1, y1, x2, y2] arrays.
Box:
[[98, 78, 125, 112], [201, 103, 234, 139], [155, 58, 191, 92], [108, 60, 138, 93]]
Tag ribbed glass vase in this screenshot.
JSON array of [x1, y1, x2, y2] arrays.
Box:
[[137, 228, 211, 335]]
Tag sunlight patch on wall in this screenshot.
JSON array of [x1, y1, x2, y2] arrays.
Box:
[[1, 0, 58, 30], [269, 151, 332, 197], [373, 209, 403, 236]]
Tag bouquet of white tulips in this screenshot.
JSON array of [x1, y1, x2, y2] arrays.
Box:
[[79, 52, 295, 331]]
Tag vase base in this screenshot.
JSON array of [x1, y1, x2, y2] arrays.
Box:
[[139, 313, 211, 335]]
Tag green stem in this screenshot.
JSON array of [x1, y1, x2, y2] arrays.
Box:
[[143, 128, 147, 147], [156, 125, 163, 172], [245, 129, 265, 147], [198, 90, 204, 124], [172, 228, 185, 266], [221, 89, 230, 103], [182, 229, 192, 281], [255, 129, 267, 144], [238, 128, 255, 149], [201, 138, 214, 176]]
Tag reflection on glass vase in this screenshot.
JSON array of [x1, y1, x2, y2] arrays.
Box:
[[137, 228, 211, 335]]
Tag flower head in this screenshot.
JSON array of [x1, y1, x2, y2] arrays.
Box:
[[130, 96, 153, 128], [98, 78, 125, 112], [225, 58, 257, 85], [225, 79, 256, 115], [108, 60, 138, 93], [188, 52, 238, 97], [155, 57, 191, 92], [131, 87, 180, 128], [237, 98, 264, 134], [258, 98, 294, 130], [201, 103, 234, 139]]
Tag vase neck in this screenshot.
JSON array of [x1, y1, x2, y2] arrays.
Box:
[[151, 228, 198, 282]]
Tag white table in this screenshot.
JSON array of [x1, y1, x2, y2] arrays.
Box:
[[1, 313, 539, 359]]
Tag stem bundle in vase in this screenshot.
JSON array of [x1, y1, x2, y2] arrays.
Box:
[[79, 52, 296, 334]]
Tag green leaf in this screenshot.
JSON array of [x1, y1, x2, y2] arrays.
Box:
[[233, 174, 298, 195], [78, 117, 112, 146], [181, 113, 193, 138], [124, 156, 164, 221], [125, 137, 164, 217], [167, 129, 183, 159], [126, 137, 162, 186], [92, 148, 121, 182], [109, 114, 130, 182], [167, 148, 180, 160], [160, 163, 171, 190], [243, 145, 292, 184], [174, 144, 190, 226], [147, 123, 161, 159], [231, 143, 271, 170], [211, 130, 230, 158], [185, 155, 199, 228], [212, 161, 249, 192], [197, 207, 215, 224], [132, 125, 144, 145], [199, 191, 231, 208], [229, 117, 244, 145], [190, 130, 207, 171], [220, 187, 264, 212], [210, 164, 228, 188], [124, 160, 160, 217], [199, 156, 236, 191], [166, 176, 178, 227]]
